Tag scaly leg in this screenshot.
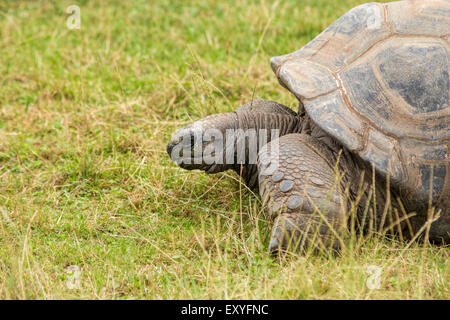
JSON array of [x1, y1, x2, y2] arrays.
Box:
[[258, 133, 347, 252]]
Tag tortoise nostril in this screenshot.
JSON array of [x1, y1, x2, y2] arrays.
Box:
[[166, 141, 175, 157], [167, 134, 185, 157]]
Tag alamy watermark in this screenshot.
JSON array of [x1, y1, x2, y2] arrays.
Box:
[[66, 5, 81, 30], [169, 127, 280, 175], [366, 265, 382, 290], [65, 265, 81, 290], [365, 4, 382, 30]]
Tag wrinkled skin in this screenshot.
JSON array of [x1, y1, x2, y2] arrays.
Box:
[[167, 99, 449, 253]]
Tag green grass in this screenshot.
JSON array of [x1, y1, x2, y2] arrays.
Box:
[[0, 0, 448, 299]]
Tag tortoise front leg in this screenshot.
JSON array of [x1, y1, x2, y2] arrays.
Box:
[[258, 133, 348, 253]]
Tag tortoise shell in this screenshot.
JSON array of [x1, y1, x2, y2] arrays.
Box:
[[270, 0, 449, 207]]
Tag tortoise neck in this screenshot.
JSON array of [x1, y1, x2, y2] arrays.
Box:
[[235, 110, 303, 136], [233, 110, 304, 188]]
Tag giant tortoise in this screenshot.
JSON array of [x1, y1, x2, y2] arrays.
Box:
[[167, 0, 449, 252]]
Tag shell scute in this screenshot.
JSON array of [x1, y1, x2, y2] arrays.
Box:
[[387, 0, 450, 36]]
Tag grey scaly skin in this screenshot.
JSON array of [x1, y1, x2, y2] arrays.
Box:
[[167, 99, 424, 253]]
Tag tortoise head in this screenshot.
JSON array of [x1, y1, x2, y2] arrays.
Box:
[[167, 100, 303, 188], [167, 112, 239, 174]]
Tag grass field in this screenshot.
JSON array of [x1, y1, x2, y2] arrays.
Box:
[[0, 0, 448, 299]]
